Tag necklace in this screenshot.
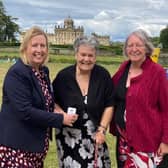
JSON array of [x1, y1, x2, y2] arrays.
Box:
[[84, 95, 87, 104]]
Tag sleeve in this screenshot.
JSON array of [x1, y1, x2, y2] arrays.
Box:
[[109, 69, 121, 136], [104, 70, 115, 107], [3, 69, 63, 128], [52, 71, 63, 104], [158, 69, 168, 143]]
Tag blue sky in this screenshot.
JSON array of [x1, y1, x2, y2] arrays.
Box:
[[3, 0, 168, 41]]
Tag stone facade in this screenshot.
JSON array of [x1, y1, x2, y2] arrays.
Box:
[[20, 17, 110, 46], [91, 32, 110, 46], [48, 16, 84, 45]]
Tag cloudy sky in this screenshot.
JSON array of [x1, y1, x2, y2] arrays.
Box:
[[3, 0, 168, 41]]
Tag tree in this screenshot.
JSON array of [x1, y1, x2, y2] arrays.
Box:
[[0, 1, 6, 41], [160, 26, 168, 49], [3, 15, 19, 41], [151, 37, 160, 47], [0, 1, 19, 42]]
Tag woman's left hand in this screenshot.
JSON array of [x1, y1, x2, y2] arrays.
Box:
[[94, 131, 105, 145], [157, 142, 168, 156]]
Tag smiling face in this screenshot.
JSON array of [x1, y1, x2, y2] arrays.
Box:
[[126, 34, 146, 63], [25, 35, 48, 68], [75, 44, 96, 73]]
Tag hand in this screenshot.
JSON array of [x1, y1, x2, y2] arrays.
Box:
[[157, 142, 168, 156], [94, 130, 106, 145], [63, 113, 78, 127], [54, 104, 64, 114], [54, 109, 64, 114]]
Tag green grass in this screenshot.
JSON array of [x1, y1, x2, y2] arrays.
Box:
[[0, 62, 13, 101], [0, 56, 122, 168]]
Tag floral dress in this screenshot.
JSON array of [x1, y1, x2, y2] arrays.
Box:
[[0, 68, 52, 168], [56, 95, 111, 168]]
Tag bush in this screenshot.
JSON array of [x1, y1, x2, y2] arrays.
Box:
[[0, 42, 20, 47]]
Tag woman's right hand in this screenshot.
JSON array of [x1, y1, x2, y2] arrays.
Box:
[[157, 142, 168, 156], [63, 113, 78, 127], [53, 104, 78, 126]]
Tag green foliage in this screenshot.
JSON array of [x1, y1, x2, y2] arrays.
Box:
[[160, 26, 168, 49], [48, 55, 124, 65], [49, 43, 124, 56], [0, 1, 19, 42], [50, 44, 73, 49], [0, 42, 20, 46], [151, 36, 160, 47], [49, 56, 75, 64], [99, 44, 123, 55]]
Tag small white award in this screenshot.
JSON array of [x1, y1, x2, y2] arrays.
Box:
[[67, 107, 77, 114]]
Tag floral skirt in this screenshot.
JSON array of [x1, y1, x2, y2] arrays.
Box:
[[0, 137, 49, 168], [55, 112, 111, 168], [116, 126, 163, 168]]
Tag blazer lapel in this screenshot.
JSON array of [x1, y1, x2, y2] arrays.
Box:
[[18, 59, 46, 108]]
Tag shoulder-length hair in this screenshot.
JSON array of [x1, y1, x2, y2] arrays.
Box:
[[123, 29, 154, 57], [19, 26, 49, 65]]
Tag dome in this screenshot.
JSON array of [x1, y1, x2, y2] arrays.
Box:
[[64, 16, 74, 28], [64, 16, 73, 23]]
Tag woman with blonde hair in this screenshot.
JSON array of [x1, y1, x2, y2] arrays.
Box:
[[0, 26, 78, 168]]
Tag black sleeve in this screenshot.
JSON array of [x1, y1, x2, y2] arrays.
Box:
[[103, 70, 115, 107], [52, 71, 63, 104]]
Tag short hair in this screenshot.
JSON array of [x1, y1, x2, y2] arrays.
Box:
[[123, 29, 154, 57], [73, 36, 99, 55], [19, 26, 49, 65]]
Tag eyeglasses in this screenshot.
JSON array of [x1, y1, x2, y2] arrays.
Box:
[[127, 43, 145, 49]]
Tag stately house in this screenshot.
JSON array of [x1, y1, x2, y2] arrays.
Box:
[[91, 32, 110, 46], [48, 16, 84, 45], [20, 17, 110, 46]]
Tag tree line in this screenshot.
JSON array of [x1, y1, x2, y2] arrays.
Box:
[[0, 1, 19, 42], [0, 1, 168, 49]]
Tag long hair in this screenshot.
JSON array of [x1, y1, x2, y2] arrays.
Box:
[[20, 26, 49, 65]]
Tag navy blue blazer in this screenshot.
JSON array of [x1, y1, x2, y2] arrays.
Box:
[[0, 59, 63, 152]]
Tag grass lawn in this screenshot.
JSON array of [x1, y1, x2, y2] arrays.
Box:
[[0, 56, 123, 168]]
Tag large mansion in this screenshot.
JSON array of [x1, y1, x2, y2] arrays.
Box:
[[20, 17, 110, 46]]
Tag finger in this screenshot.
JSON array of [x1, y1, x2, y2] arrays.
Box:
[[69, 123, 73, 127], [70, 120, 74, 126], [96, 140, 101, 145], [72, 116, 77, 120], [157, 148, 162, 156]]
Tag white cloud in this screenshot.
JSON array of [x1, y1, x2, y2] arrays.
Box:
[[145, 0, 165, 9], [3, 0, 168, 41]]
